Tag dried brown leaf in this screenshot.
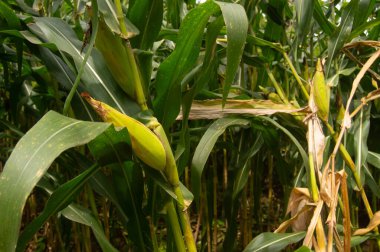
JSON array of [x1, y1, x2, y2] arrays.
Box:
[[286, 188, 311, 215], [275, 204, 313, 233], [177, 99, 309, 120], [303, 200, 324, 248], [307, 93, 326, 175], [285, 188, 313, 232], [353, 211, 380, 236]]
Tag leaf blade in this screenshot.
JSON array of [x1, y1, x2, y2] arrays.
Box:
[[0, 111, 109, 251], [191, 117, 250, 201]]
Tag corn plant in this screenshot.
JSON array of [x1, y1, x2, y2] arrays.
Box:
[[1, 0, 380, 251]]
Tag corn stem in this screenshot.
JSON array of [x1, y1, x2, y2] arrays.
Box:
[[114, 0, 148, 111], [166, 200, 187, 251], [264, 65, 289, 104], [154, 125, 197, 252], [282, 52, 310, 100]]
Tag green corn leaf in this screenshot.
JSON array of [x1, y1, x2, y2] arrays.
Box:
[[243, 232, 306, 252], [0, 111, 109, 251], [103, 162, 151, 251], [295, 0, 314, 44], [350, 18, 380, 40], [61, 204, 118, 252], [216, 1, 248, 106], [33, 17, 140, 115], [0, 1, 21, 29], [38, 48, 96, 121], [246, 35, 285, 52], [191, 117, 250, 202], [98, 0, 139, 37], [367, 151, 380, 169], [232, 133, 264, 200], [312, 0, 335, 36], [353, 104, 370, 185], [259, 116, 309, 171], [294, 245, 313, 252], [17, 163, 100, 251], [166, 0, 183, 28], [325, 0, 359, 77], [128, 0, 163, 50], [153, 1, 220, 128], [363, 164, 380, 198], [353, 0, 376, 30], [350, 235, 372, 247]]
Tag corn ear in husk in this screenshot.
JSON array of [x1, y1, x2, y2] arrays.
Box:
[[95, 18, 141, 101], [312, 59, 330, 122], [82, 93, 166, 171]]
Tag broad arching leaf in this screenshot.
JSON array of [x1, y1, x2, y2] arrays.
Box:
[[0, 111, 109, 251]]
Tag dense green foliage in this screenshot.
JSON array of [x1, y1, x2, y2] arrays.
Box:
[[1, 0, 380, 251]]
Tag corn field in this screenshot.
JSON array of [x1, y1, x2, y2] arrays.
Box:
[[1, 0, 380, 251]]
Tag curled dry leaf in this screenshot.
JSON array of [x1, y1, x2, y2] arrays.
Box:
[[275, 204, 313, 233], [353, 211, 380, 236], [320, 169, 345, 208], [286, 188, 314, 232]]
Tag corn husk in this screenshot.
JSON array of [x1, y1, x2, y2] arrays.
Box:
[[82, 93, 166, 171], [312, 59, 330, 122]]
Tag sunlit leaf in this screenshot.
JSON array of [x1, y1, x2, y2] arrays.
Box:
[[98, 0, 139, 37]]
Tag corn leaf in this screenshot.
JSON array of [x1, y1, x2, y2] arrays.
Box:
[[0, 111, 109, 251], [325, 0, 359, 77], [98, 0, 139, 37], [153, 1, 220, 128], [61, 204, 118, 252], [34, 17, 140, 115], [243, 232, 306, 252], [295, 0, 314, 44], [216, 1, 248, 105], [312, 0, 334, 36], [191, 117, 250, 202], [17, 163, 100, 251], [128, 0, 163, 50]]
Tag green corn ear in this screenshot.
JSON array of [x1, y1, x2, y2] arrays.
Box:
[[95, 18, 138, 99], [82, 93, 166, 171], [312, 59, 330, 122]]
